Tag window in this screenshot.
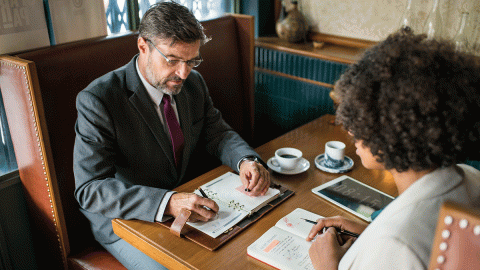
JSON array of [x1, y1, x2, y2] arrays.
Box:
[[0, 90, 18, 177], [104, 0, 236, 35]]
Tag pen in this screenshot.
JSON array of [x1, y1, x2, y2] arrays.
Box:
[[197, 188, 214, 212], [300, 218, 360, 238], [198, 188, 209, 199]]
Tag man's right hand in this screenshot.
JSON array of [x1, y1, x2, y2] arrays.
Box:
[[165, 192, 219, 222]]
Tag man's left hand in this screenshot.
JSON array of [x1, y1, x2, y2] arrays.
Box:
[[239, 160, 270, 196]]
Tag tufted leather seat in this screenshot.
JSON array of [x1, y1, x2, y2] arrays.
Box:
[[428, 201, 480, 270]]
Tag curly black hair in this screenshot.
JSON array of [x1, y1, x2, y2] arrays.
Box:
[[335, 29, 480, 172]]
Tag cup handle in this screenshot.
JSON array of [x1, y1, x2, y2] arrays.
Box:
[[271, 158, 281, 167]]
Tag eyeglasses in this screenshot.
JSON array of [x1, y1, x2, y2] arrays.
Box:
[[146, 39, 203, 68]]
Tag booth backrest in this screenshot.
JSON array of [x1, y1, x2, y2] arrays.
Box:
[[0, 14, 254, 269]]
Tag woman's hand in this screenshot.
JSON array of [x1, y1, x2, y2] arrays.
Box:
[[306, 216, 367, 241], [306, 216, 367, 270], [309, 227, 355, 270]]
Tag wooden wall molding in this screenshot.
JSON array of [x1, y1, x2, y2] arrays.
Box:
[[256, 37, 364, 65], [308, 31, 377, 49], [255, 67, 334, 89]]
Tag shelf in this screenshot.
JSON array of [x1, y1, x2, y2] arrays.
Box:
[[255, 36, 367, 65]]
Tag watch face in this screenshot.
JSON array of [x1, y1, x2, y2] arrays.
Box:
[[247, 156, 260, 163]]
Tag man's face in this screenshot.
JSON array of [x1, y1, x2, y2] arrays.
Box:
[[144, 39, 201, 95]]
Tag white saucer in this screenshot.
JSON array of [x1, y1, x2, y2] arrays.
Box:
[[267, 157, 310, 175], [315, 154, 354, 173]]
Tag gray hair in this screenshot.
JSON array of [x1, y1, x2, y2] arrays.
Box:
[[138, 1, 210, 46]]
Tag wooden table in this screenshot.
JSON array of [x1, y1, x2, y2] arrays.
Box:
[[112, 114, 397, 269]]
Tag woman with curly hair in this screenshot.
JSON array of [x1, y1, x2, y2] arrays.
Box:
[[307, 29, 480, 270]]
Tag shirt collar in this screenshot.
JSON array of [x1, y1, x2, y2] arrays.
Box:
[[368, 166, 463, 224], [135, 58, 171, 106], [397, 166, 462, 205]]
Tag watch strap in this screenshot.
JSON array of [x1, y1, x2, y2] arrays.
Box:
[[237, 155, 267, 171]]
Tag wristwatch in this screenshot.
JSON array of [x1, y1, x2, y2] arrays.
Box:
[[237, 155, 264, 171]]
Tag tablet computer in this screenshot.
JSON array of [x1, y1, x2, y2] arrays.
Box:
[[311, 175, 395, 222]]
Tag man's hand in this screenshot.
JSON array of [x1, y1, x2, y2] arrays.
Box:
[[239, 160, 271, 196], [309, 227, 355, 270], [164, 192, 219, 222]]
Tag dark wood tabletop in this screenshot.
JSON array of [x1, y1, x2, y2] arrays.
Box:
[[112, 114, 397, 269]]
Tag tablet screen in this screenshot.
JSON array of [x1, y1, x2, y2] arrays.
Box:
[[312, 176, 395, 221]]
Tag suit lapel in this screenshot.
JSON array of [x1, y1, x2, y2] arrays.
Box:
[[125, 57, 177, 173]]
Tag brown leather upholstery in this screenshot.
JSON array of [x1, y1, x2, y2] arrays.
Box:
[[428, 201, 480, 270], [0, 14, 254, 270], [16, 34, 140, 268], [183, 14, 255, 180], [198, 15, 255, 143], [68, 248, 128, 270]]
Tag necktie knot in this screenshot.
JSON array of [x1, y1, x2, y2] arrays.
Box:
[[162, 94, 171, 105]]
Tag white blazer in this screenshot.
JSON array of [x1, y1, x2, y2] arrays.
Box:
[[339, 164, 480, 270]]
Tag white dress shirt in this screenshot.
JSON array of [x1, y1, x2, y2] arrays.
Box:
[[135, 59, 176, 222], [135, 59, 249, 222]]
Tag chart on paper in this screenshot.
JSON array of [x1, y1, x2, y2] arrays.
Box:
[[187, 201, 248, 238], [248, 226, 314, 270]]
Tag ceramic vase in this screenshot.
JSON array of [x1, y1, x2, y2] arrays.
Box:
[[276, 1, 308, 43]]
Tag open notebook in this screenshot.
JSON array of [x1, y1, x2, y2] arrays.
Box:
[[247, 208, 323, 270], [188, 172, 281, 238], [158, 171, 294, 250]]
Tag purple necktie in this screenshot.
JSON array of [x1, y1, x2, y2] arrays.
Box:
[[162, 95, 184, 167]]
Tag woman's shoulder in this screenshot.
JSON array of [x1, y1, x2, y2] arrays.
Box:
[[457, 164, 480, 206], [458, 163, 480, 177]]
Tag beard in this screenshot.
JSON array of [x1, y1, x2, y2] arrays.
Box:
[[146, 57, 184, 95]]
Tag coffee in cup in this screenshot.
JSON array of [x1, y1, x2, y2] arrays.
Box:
[[272, 147, 302, 170], [324, 141, 345, 168]]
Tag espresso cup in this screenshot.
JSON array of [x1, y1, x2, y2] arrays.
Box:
[[272, 147, 302, 170], [324, 141, 345, 168]]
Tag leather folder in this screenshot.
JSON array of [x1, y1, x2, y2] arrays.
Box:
[[157, 183, 294, 251]]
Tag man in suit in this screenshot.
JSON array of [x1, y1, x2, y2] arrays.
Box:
[[73, 2, 270, 269]]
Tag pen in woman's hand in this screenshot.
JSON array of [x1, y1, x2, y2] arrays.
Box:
[[301, 218, 360, 238]]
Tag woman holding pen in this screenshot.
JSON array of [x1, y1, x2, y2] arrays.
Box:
[[307, 29, 480, 269]]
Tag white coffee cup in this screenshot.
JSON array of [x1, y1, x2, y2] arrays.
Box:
[[324, 141, 345, 168], [272, 147, 303, 170]]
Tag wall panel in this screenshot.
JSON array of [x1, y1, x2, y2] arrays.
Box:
[[254, 47, 349, 145]]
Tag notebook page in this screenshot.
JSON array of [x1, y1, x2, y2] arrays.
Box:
[[275, 208, 324, 239], [200, 172, 280, 213], [186, 199, 249, 238], [247, 226, 314, 270]]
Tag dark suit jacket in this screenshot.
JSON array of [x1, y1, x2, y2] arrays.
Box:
[[73, 55, 258, 244]]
